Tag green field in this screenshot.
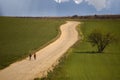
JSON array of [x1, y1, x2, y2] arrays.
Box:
[[40, 19, 120, 80], [0, 17, 64, 69]]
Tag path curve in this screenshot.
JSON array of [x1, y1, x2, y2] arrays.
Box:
[[0, 21, 80, 80]]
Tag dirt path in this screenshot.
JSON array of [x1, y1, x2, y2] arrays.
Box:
[[0, 21, 80, 80]]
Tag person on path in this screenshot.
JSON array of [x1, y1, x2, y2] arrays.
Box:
[[33, 53, 36, 60], [29, 54, 32, 60]]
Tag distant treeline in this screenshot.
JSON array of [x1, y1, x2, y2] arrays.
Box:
[[1, 14, 120, 19], [71, 14, 120, 19]]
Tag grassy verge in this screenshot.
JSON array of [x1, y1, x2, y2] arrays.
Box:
[[39, 19, 120, 80], [0, 17, 64, 69]]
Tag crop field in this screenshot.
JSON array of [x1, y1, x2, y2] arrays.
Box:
[[41, 19, 120, 80], [0, 17, 64, 69]]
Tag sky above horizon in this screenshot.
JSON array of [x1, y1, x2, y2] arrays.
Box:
[[0, 0, 120, 16]]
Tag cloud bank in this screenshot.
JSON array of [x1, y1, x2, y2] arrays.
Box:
[[85, 0, 108, 11], [73, 0, 83, 4], [54, 0, 108, 11], [54, 0, 69, 3]]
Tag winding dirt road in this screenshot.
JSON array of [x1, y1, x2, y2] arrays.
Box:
[[0, 21, 80, 80]]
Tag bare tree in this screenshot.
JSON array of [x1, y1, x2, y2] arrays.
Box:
[[88, 30, 116, 53]]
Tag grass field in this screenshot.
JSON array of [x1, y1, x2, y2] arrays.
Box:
[[0, 17, 64, 69], [40, 19, 120, 80]]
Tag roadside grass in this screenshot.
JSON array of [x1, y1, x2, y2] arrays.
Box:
[[39, 19, 120, 80], [0, 17, 64, 69]]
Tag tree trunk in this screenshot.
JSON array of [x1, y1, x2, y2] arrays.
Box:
[[97, 45, 104, 53]]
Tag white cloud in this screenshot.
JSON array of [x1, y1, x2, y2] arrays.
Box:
[[54, 0, 109, 11], [85, 0, 108, 11], [73, 0, 83, 4], [54, 0, 69, 3]]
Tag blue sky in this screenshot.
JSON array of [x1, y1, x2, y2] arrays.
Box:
[[0, 0, 120, 16]]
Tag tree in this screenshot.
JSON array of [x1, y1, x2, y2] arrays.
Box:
[[88, 30, 116, 53], [72, 15, 78, 18]]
